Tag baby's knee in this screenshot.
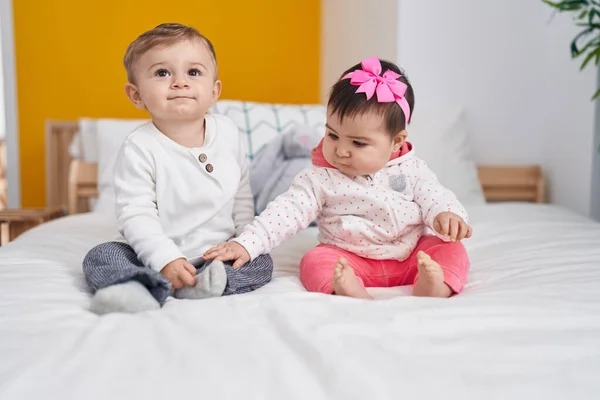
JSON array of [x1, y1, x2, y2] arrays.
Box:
[[83, 242, 112, 270], [300, 247, 338, 293], [252, 253, 274, 273], [82, 242, 134, 272], [445, 241, 469, 261], [423, 235, 468, 255], [431, 240, 470, 276], [299, 247, 325, 276]]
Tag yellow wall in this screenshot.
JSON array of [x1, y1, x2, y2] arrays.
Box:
[[13, 0, 321, 207]]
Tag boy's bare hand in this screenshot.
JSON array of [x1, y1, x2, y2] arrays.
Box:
[[161, 258, 197, 289], [203, 242, 250, 269], [433, 212, 472, 242]]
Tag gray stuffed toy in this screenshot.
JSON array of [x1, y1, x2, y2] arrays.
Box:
[[250, 125, 323, 217]]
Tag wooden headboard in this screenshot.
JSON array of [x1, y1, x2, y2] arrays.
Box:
[[45, 121, 79, 211], [45, 120, 547, 214]]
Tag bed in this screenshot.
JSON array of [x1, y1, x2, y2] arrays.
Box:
[[1, 102, 600, 399]]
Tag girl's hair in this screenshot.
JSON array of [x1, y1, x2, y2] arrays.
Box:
[[327, 59, 415, 138]]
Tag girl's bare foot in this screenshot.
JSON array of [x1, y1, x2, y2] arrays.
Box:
[[413, 251, 452, 298], [332, 258, 372, 300]]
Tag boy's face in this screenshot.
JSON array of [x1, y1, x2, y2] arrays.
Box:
[[323, 108, 405, 177], [125, 39, 221, 122]]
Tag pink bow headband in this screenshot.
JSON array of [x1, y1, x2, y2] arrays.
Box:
[[342, 57, 411, 123]]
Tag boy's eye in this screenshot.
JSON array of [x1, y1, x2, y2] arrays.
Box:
[[155, 69, 169, 77], [188, 69, 201, 77], [328, 132, 339, 140], [353, 141, 366, 147]]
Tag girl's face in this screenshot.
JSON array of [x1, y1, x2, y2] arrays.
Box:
[[323, 108, 406, 176]]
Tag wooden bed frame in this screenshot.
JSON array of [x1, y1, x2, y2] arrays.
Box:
[[45, 121, 547, 215]]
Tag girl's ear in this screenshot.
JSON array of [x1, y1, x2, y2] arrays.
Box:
[[392, 129, 407, 152]]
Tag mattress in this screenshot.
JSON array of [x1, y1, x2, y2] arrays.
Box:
[[0, 203, 599, 399]]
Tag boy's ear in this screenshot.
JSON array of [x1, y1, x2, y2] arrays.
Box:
[[211, 79, 222, 103], [125, 83, 145, 109], [392, 129, 408, 152]]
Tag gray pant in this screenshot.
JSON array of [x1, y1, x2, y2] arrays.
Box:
[[82, 241, 273, 305]]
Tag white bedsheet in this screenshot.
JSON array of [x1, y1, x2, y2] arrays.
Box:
[[0, 203, 599, 399]]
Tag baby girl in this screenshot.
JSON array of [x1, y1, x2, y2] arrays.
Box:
[[205, 57, 472, 299]]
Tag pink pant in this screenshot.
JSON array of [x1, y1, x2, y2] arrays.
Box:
[[299, 235, 470, 294]]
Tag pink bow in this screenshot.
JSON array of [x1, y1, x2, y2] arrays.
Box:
[[342, 57, 411, 123]]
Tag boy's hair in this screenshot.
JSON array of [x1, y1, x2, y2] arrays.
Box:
[[327, 59, 415, 137], [123, 23, 217, 83]]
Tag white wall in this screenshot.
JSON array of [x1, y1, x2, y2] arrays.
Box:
[[397, 0, 597, 217], [320, 0, 399, 103], [591, 67, 600, 221], [0, 0, 20, 208]]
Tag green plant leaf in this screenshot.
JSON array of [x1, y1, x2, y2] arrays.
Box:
[[543, 0, 588, 10], [563, 0, 591, 7], [576, 22, 600, 29], [574, 33, 600, 58], [541, 0, 600, 102], [541, 0, 559, 7], [588, 8, 597, 23], [573, 35, 600, 55], [571, 27, 594, 56], [579, 46, 600, 69], [580, 8, 589, 19]]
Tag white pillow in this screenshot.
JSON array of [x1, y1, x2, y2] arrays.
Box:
[[407, 106, 486, 205], [211, 100, 326, 160], [68, 118, 99, 162], [93, 119, 147, 214]]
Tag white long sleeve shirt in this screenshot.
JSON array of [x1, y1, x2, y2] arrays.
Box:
[[233, 142, 468, 261], [114, 114, 253, 272]]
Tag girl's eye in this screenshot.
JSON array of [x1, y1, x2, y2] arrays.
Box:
[[328, 132, 339, 140], [188, 69, 201, 77], [353, 141, 366, 147], [156, 69, 169, 77]]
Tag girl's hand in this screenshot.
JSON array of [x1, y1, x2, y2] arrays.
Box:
[[433, 212, 472, 242], [203, 242, 250, 269]]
